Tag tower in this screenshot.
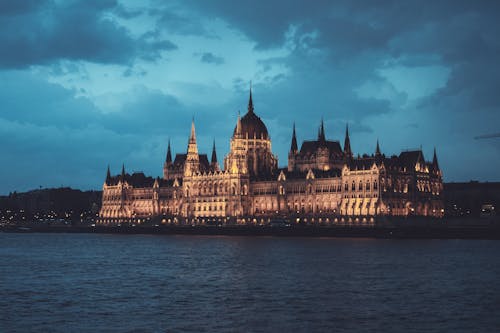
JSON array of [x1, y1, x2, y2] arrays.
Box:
[[105, 165, 111, 185], [184, 119, 200, 176], [344, 124, 353, 159], [288, 122, 298, 172], [225, 112, 248, 174], [211, 139, 220, 172], [375, 139, 381, 158], [163, 139, 173, 179], [318, 118, 326, 144], [432, 147, 439, 169]]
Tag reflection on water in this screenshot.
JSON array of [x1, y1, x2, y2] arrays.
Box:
[[1, 233, 499, 332]]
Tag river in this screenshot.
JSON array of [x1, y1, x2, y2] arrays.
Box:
[[1, 233, 499, 332]]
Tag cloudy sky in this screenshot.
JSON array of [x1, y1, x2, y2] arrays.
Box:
[[1, 0, 499, 194]]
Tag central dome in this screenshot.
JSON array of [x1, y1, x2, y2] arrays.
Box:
[[233, 89, 269, 140]]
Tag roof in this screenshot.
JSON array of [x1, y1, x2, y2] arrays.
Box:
[[347, 158, 377, 170], [106, 172, 154, 187], [234, 110, 269, 139], [106, 172, 182, 188], [398, 150, 424, 169], [276, 167, 341, 180], [299, 140, 343, 156], [172, 153, 210, 171]]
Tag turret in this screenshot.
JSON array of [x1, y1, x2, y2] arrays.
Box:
[[211, 139, 220, 171], [318, 118, 326, 143], [432, 147, 440, 170], [234, 111, 242, 139], [248, 84, 254, 114], [288, 123, 298, 172], [163, 140, 173, 179], [105, 165, 111, 185], [375, 139, 381, 157], [184, 119, 200, 176], [187, 119, 198, 155], [290, 122, 298, 153], [166, 139, 172, 164], [344, 124, 352, 159], [121, 163, 126, 181]]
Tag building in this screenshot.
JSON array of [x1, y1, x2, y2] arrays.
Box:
[[99, 89, 444, 225]]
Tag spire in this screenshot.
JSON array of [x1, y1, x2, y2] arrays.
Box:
[[189, 118, 196, 145], [344, 124, 352, 158], [248, 83, 254, 114], [318, 118, 326, 142], [121, 163, 125, 180], [290, 122, 298, 152], [375, 139, 381, 156], [166, 139, 172, 163], [433, 147, 439, 169], [106, 165, 111, 183], [185, 119, 199, 175], [211, 139, 218, 164], [235, 111, 242, 138], [187, 118, 198, 155]]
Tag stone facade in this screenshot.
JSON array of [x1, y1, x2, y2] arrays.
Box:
[[99, 89, 444, 225]]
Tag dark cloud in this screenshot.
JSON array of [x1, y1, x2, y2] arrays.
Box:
[[112, 3, 144, 19], [0, 71, 101, 128], [0, 0, 43, 16], [0, 71, 238, 193], [199, 52, 225, 65], [180, 0, 500, 181], [0, 0, 176, 68], [149, 6, 213, 37], [2, 0, 500, 192]]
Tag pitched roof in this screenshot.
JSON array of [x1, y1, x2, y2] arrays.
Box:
[[172, 153, 210, 171], [348, 158, 376, 170], [398, 150, 424, 168], [275, 167, 341, 180], [299, 140, 343, 156]]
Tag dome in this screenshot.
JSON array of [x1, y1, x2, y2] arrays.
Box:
[[234, 111, 269, 140], [233, 88, 269, 140]]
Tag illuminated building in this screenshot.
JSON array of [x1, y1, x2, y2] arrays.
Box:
[[99, 89, 443, 224]]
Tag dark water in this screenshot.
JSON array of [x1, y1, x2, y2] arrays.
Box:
[[1, 234, 499, 333]]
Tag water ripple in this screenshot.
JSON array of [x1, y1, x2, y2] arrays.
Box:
[[1, 234, 500, 332]]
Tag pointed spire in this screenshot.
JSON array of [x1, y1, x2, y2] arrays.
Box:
[[189, 117, 196, 145], [187, 118, 198, 156], [344, 124, 352, 158], [248, 83, 254, 114], [211, 139, 218, 164], [166, 139, 172, 163], [121, 163, 125, 181], [106, 165, 111, 183], [290, 122, 298, 153], [433, 147, 439, 169], [235, 110, 242, 138], [318, 117, 326, 142], [185, 119, 199, 175], [375, 139, 381, 156]]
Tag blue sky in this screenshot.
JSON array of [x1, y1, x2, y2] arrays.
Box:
[[1, 0, 500, 194]]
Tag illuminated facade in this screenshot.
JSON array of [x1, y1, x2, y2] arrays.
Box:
[[99, 89, 444, 224]]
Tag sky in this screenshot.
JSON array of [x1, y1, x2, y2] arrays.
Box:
[[1, 0, 500, 194]]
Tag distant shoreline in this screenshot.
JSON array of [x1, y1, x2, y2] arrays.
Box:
[[2, 224, 500, 240]]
